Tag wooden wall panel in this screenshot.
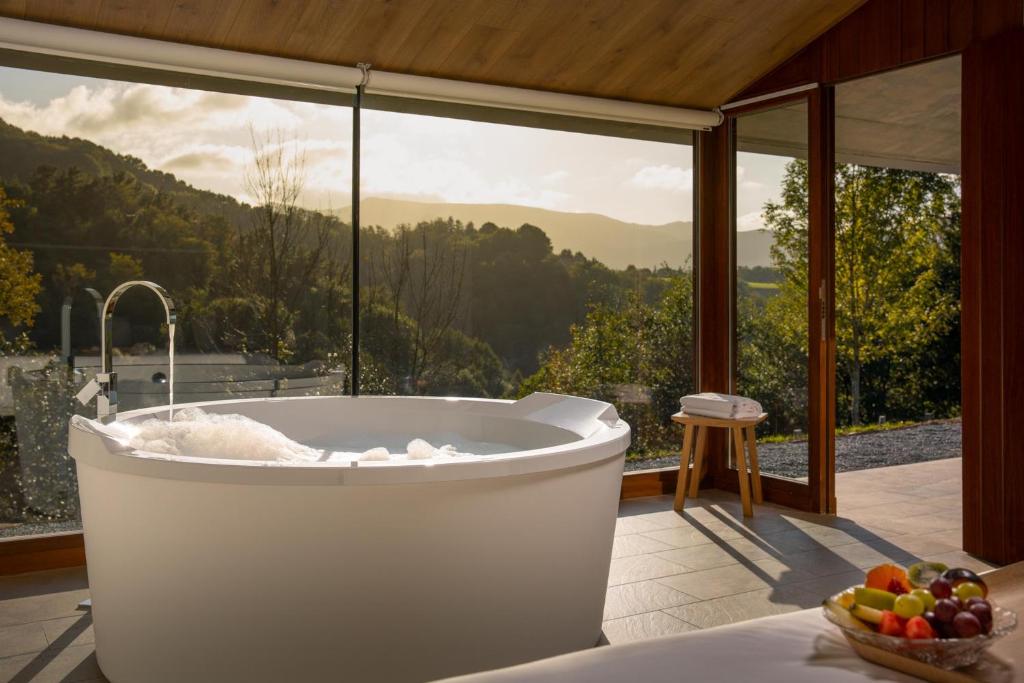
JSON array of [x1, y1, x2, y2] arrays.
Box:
[[961, 27, 1024, 565], [0, 533, 85, 575], [695, 124, 732, 487], [734, 0, 1023, 99]]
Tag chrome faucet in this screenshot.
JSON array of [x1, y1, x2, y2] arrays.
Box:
[[76, 280, 177, 422]]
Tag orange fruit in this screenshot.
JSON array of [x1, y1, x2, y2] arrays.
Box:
[[865, 564, 912, 595]]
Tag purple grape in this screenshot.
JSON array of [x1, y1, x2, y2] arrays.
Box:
[[930, 578, 954, 600], [953, 611, 982, 638], [934, 598, 960, 623], [950, 596, 963, 611], [968, 602, 993, 633], [965, 596, 987, 609], [924, 611, 943, 633]]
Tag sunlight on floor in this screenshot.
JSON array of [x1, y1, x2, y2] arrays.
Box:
[[603, 458, 987, 643]]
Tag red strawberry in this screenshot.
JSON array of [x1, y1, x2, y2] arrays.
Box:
[[879, 610, 907, 637]]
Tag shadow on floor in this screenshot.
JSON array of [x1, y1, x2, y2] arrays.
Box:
[[8, 612, 97, 683]]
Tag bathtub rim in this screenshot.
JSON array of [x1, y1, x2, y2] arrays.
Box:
[[69, 393, 630, 486]]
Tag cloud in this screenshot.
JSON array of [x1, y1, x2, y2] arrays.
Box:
[[628, 164, 693, 192], [0, 80, 345, 206], [0, 74, 698, 223], [162, 144, 250, 172], [736, 211, 765, 231]]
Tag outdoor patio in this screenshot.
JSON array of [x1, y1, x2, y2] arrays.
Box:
[[0, 458, 986, 681]]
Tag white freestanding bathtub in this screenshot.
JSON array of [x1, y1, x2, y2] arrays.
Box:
[[68, 393, 630, 683]]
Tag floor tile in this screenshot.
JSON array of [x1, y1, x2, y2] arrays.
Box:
[[640, 524, 742, 549], [0, 643, 105, 683], [607, 555, 691, 586], [40, 614, 95, 649], [611, 534, 675, 559], [601, 611, 698, 644], [654, 558, 813, 600], [0, 621, 49, 658], [653, 536, 777, 571], [662, 585, 819, 629], [602, 581, 699, 620], [0, 590, 91, 629]]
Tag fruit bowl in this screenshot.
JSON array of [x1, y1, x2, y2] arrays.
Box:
[[823, 589, 1018, 670]]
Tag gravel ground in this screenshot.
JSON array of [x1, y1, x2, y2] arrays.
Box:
[[0, 519, 82, 539], [625, 420, 962, 478]]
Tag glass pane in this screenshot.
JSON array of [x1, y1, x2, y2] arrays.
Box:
[[734, 100, 810, 481], [834, 56, 961, 475], [359, 110, 694, 469], [0, 66, 352, 538]]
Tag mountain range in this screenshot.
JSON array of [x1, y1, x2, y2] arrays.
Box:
[[347, 198, 775, 270], [0, 117, 775, 270]]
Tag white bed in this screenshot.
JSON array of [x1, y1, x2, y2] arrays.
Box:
[[436, 608, 1014, 683]]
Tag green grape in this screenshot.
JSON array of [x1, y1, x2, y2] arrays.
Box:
[[911, 588, 936, 611], [954, 582, 985, 602], [893, 593, 925, 619]]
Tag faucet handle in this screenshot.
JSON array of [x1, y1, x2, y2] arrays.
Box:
[[75, 378, 102, 406]]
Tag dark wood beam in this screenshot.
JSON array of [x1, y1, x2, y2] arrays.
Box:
[[961, 26, 1024, 565], [695, 123, 733, 487], [808, 85, 837, 514]]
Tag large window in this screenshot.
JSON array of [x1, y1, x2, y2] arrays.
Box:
[[358, 109, 695, 469], [734, 101, 810, 483], [0, 64, 695, 539], [0, 66, 352, 538]]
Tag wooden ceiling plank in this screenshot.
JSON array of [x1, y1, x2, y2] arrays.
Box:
[[0, 0, 871, 109], [438, 22, 521, 77], [159, 0, 246, 49], [403, 0, 495, 76], [32, 0, 103, 27], [327, 0, 435, 69], [94, 0, 174, 37], [563, 0, 698, 101], [523, 0, 641, 89], [220, 1, 307, 56], [282, 0, 370, 62]]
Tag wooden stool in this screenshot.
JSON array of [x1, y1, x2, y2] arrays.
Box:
[[670, 411, 768, 517]]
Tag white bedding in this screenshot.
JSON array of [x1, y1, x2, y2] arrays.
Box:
[[434, 609, 927, 683]]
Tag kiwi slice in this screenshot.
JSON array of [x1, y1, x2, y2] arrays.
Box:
[[908, 561, 949, 588]]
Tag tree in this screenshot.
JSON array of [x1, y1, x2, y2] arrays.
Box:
[[522, 273, 695, 455], [762, 161, 960, 425], [365, 219, 469, 392], [0, 186, 42, 345], [236, 129, 333, 361]]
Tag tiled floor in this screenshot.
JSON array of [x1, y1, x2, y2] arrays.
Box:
[[0, 458, 992, 680], [602, 457, 992, 643]]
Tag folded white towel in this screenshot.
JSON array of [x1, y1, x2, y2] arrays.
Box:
[[679, 393, 762, 419]]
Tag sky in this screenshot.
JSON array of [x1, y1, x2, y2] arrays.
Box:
[[0, 65, 788, 229]]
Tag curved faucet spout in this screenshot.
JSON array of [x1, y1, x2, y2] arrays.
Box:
[[101, 281, 177, 376], [80, 280, 177, 421]]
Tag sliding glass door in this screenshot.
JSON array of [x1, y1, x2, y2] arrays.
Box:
[[727, 92, 834, 512]]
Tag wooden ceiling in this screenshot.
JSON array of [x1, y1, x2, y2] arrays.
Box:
[[0, 0, 866, 109]]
